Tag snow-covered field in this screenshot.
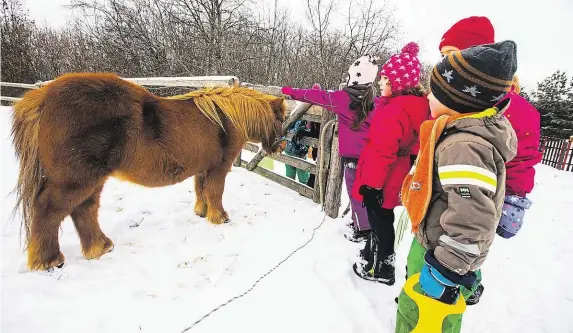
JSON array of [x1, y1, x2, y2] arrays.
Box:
[[1, 105, 572, 333]]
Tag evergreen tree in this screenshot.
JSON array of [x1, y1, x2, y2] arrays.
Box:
[[533, 71, 573, 139]]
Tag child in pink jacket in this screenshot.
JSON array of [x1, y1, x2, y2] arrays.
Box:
[[281, 55, 384, 243]]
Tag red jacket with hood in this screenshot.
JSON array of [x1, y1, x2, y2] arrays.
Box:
[[352, 95, 430, 209]]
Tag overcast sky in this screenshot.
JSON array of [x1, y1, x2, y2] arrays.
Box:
[[22, 0, 572, 90]]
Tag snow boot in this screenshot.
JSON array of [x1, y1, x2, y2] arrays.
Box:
[[344, 228, 370, 243], [353, 235, 395, 285], [466, 283, 484, 306]]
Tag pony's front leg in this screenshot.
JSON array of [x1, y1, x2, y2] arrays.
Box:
[[203, 166, 230, 224]]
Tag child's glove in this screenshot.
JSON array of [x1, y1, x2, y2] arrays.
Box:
[[420, 251, 477, 305], [359, 185, 383, 209], [281, 86, 294, 96], [496, 194, 532, 239]]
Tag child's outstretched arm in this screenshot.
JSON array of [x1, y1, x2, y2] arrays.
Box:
[[281, 86, 345, 114], [434, 141, 500, 276]]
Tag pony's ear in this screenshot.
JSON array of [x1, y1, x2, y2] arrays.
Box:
[[271, 97, 286, 120], [271, 97, 284, 109]]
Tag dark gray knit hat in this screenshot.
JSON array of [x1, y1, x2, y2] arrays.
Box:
[[430, 40, 517, 113]]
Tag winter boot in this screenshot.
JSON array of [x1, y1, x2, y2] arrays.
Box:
[[353, 235, 395, 285], [466, 283, 484, 306], [344, 228, 370, 243]]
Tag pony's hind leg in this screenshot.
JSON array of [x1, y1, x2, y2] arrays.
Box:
[[203, 165, 231, 225], [28, 183, 95, 271], [194, 173, 208, 218], [70, 185, 114, 260]]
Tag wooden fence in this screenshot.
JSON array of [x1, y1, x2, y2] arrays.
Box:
[[0, 77, 344, 218], [539, 135, 573, 172]]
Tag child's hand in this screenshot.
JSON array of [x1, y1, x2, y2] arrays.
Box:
[[359, 185, 383, 209], [281, 86, 294, 96], [312, 83, 322, 89]]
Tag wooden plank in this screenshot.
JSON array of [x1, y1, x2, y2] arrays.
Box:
[[0, 82, 38, 89], [240, 160, 314, 199], [0, 96, 20, 102], [301, 113, 322, 123], [271, 153, 316, 173], [243, 142, 260, 153], [240, 82, 283, 96], [40, 76, 239, 88], [283, 133, 319, 148], [324, 124, 344, 218]]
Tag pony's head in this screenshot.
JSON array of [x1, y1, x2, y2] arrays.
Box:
[[260, 97, 287, 154]]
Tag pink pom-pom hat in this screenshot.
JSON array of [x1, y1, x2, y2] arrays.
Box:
[[379, 42, 422, 92]]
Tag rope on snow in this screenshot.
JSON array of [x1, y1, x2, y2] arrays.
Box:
[[180, 213, 329, 332]]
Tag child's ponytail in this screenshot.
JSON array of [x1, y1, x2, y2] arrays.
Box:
[[343, 84, 376, 130]]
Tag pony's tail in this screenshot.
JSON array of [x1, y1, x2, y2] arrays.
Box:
[[11, 87, 46, 246]]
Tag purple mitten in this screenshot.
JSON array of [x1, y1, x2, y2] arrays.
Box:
[[496, 194, 532, 239]]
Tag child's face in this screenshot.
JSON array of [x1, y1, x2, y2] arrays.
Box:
[[440, 45, 460, 57], [428, 92, 459, 118], [378, 75, 392, 97]]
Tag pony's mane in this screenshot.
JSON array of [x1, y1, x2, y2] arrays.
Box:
[[166, 86, 279, 140]]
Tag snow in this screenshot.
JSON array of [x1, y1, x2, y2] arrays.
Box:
[[1, 105, 572, 333]]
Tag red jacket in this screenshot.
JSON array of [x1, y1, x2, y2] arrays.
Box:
[[352, 95, 430, 209], [500, 92, 542, 197]]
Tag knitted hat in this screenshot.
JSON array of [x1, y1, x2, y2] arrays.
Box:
[[439, 16, 495, 51], [346, 55, 379, 86], [430, 40, 517, 113], [379, 42, 421, 92]]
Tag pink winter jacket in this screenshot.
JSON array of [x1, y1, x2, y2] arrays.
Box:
[[499, 91, 542, 197]]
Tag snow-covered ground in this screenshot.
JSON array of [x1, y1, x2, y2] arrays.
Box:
[[1, 105, 572, 333]]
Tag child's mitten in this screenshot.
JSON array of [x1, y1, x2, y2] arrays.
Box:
[[420, 251, 477, 305], [496, 195, 532, 239]]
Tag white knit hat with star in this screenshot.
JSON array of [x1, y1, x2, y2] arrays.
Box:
[[346, 55, 379, 86]]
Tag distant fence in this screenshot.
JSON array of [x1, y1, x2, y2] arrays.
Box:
[[0, 77, 344, 218], [539, 136, 573, 172]]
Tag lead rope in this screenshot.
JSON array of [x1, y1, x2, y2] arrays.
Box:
[[180, 212, 328, 332]]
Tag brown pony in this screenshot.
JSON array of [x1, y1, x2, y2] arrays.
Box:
[[11, 72, 286, 271]]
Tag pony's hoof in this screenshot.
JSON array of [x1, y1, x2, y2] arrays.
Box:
[[194, 203, 207, 218], [207, 211, 229, 225], [28, 251, 66, 271], [83, 236, 114, 260]]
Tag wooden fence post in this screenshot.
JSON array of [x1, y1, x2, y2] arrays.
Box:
[[324, 122, 343, 218], [314, 109, 336, 203]]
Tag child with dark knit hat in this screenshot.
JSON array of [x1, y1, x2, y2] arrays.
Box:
[[439, 16, 542, 306], [395, 40, 519, 333], [351, 42, 430, 285]]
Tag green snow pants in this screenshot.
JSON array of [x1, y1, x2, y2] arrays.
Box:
[[395, 238, 482, 333], [285, 164, 310, 184]]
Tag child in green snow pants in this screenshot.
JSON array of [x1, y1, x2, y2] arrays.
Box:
[[395, 238, 482, 333], [285, 164, 310, 184]]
